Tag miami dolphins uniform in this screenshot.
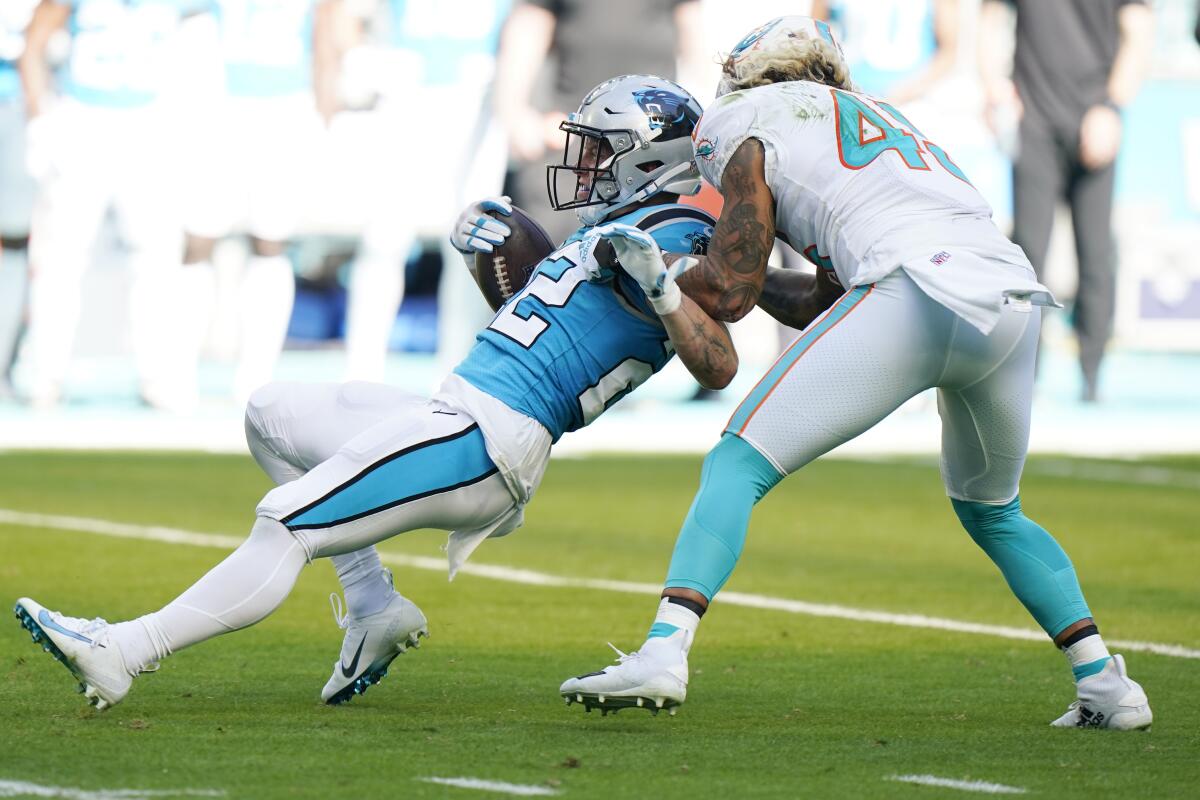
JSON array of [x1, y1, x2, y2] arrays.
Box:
[[686, 81, 1056, 502]]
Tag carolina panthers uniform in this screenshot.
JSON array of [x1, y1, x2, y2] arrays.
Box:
[[456, 204, 713, 442], [251, 204, 714, 573]]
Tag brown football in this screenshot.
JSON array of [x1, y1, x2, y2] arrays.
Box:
[[472, 205, 556, 311]]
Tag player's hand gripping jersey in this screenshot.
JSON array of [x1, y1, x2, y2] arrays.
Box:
[[692, 82, 1057, 332], [455, 204, 714, 442]]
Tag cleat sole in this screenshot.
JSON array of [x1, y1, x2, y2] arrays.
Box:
[[560, 690, 683, 716]]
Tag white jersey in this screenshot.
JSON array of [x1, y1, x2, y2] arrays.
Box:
[[693, 81, 1056, 332]]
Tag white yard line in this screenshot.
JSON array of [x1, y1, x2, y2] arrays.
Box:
[[417, 777, 560, 797], [0, 780, 224, 800], [2, 508, 1198, 660], [887, 774, 1027, 795], [1025, 459, 1200, 491]]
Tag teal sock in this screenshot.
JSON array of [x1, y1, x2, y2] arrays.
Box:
[[951, 496, 1092, 637], [663, 434, 784, 601]]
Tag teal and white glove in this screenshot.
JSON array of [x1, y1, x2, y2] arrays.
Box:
[[450, 195, 513, 255], [594, 223, 681, 315]]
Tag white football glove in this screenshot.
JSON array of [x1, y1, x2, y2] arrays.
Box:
[[450, 195, 513, 255], [593, 223, 681, 315]]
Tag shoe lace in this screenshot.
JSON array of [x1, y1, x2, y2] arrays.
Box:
[[49, 611, 109, 638], [328, 593, 349, 630], [607, 642, 640, 665], [328, 568, 397, 630]]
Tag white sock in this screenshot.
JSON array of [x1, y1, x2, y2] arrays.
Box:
[[645, 597, 700, 654], [330, 547, 395, 619], [1063, 634, 1111, 682], [110, 517, 307, 673], [234, 254, 295, 404]]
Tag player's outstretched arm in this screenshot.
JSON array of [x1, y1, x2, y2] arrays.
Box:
[[671, 139, 775, 323]]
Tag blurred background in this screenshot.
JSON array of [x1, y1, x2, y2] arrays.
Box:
[[0, 0, 1196, 455]]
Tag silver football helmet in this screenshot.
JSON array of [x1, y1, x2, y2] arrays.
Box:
[[547, 75, 703, 226]]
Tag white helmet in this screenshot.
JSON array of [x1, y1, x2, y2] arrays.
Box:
[[717, 15, 847, 97], [547, 74, 703, 226]]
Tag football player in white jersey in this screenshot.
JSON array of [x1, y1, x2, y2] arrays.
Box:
[[561, 17, 1152, 730]]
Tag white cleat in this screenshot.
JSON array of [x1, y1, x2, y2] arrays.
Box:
[[13, 597, 136, 711], [321, 588, 428, 705], [1051, 654, 1153, 730], [560, 630, 690, 715]]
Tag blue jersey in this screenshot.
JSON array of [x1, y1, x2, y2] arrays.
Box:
[[61, 0, 194, 107], [455, 204, 715, 442], [387, 0, 509, 88], [216, 0, 314, 97]]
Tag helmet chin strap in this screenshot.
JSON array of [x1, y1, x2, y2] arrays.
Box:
[[580, 161, 696, 225]]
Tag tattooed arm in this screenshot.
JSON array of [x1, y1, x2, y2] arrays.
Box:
[[660, 293, 738, 390], [671, 138, 776, 322], [758, 265, 846, 330]]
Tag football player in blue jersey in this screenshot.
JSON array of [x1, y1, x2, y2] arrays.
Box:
[[14, 75, 738, 711]]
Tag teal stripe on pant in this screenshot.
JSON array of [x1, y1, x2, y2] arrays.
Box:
[[664, 434, 785, 600], [726, 285, 870, 434], [285, 425, 496, 530], [952, 496, 1092, 637]]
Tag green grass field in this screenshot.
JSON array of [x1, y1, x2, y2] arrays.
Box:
[[1, 451, 1197, 799]]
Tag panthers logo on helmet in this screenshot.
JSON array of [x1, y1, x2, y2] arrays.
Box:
[[632, 88, 699, 139], [685, 227, 713, 256]]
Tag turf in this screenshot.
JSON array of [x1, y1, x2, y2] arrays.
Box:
[[1, 451, 1197, 798]]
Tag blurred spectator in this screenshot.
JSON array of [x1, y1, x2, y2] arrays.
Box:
[[178, 0, 338, 407], [493, 0, 705, 246], [812, 0, 958, 105], [341, 0, 510, 382], [0, 1, 38, 400], [20, 0, 199, 410], [979, 0, 1154, 402]]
